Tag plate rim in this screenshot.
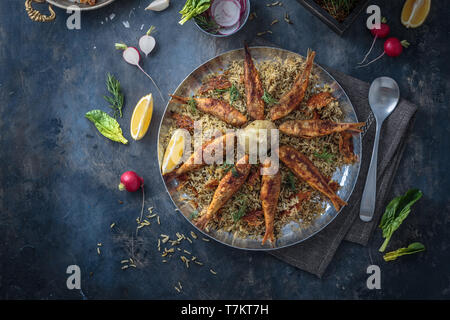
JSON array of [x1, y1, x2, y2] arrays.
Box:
[[46, 0, 115, 11], [157, 46, 362, 251]]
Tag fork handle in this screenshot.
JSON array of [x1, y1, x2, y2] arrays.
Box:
[[360, 121, 381, 222]]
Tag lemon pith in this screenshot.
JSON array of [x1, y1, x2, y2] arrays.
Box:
[[401, 0, 431, 28]]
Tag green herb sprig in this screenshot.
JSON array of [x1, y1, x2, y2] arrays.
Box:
[[194, 15, 220, 34], [262, 90, 279, 106], [215, 84, 240, 106], [232, 196, 248, 222], [188, 96, 197, 114], [383, 242, 425, 261], [379, 189, 423, 252], [314, 149, 334, 163], [285, 172, 297, 192], [104, 73, 124, 119]]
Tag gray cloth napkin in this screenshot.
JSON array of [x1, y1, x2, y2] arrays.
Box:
[[269, 69, 418, 277]]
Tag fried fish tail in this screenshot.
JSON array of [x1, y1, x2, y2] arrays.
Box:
[[279, 120, 365, 138], [244, 43, 265, 120], [173, 132, 235, 176], [277, 145, 346, 212], [260, 159, 281, 245], [170, 95, 247, 127], [270, 49, 316, 121], [195, 155, 251, 230]]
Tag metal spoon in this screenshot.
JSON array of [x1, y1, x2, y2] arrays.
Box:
[[360, 77, 400, 222]]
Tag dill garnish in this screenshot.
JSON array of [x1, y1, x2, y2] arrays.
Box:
[[215, 84, 240, 106], [232, 196, 247, 222], [314, 149, 334, 163], [285, 171, 297, 191], [104, 73, 124, 119], [262, 90, 279, 105], [194, 15, 220, 34], [189, 210, 199, 220], [188, 96, 197, 114]]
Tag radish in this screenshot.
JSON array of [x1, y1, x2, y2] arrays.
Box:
[[118, 171, 146, 235], [212, 0, 241, 27], [358, 38, 410, 68], [115, 42, 165, 102], [219, 20, 240, 35], [139, 26, 156, 57], [119, 171, 144, 192], [358, 17, 390, 65]]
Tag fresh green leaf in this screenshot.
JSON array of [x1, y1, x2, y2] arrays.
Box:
[[231, 167, 240, 178], [379, 189, 423, 252], [383, 242, 425, 261], [103, 73, 124, 119], [285, 172, 297, 192], [214, 84, 240, 106], [188, 96, 197, 114], [179, 0, 211, 25], [229, 84, 240, 106], [314, 149, 334, 163], [262, 90, 279, 106], [232, 199, 247, 222], [85, 109, 128, 144], [189, 210, 199, 220]]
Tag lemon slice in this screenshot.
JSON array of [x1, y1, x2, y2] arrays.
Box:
[[130, 93, 153, 140], [401, 0, 431, 28], [161, 129, 186, 175]]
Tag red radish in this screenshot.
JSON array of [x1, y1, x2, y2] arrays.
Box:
[[139, 26, 156, 57], [118, 171, 144, 192], [219, 20, 240, 35], [358, 38, 410, 68], [115, 42, 164, 102], [358, 17, 390, 65], [212, 0, 241, 27], [118, 171, 146, 235]]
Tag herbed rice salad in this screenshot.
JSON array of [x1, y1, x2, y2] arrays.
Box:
[[160, 55, 348, 241]]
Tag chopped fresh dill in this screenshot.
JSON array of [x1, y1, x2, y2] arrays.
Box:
[[262, 90, 279, 105], [188, 96, 197, 114], [314, 149, 334, 163], [232, 196, 247, 222], [214, 84, 240, 106], [285, 172, 297, 191], [189, 210, 199, 220]]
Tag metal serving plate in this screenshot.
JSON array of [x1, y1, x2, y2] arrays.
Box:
[[47, 0, 115, 10], [158, 47, 361, 251]]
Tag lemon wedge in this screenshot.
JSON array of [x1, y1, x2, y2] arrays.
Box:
[[161, 129, 186, 175], [401, 0, 431, 28], [130, 93, 153, 140]]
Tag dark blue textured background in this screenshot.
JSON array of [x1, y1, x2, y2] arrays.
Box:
[[0, 0, 448, 299]]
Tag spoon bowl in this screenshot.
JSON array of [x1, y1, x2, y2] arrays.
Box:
[[360, 77, 400, 222], [368, 77, 400, 120]]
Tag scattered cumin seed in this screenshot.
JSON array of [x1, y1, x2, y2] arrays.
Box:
[[121, 259, 129, 264], [201, 238, 210, 242], [97, 248, 101, 255], [190, 231, 198, 239], [184, 250, 191, 255], [186, 237, 193, 244], [284, 12, 293, 24], [178, 282, 182, 289], [266, 1, 281, 7], [110, 222, 115, 228], [174, 286, 180, 293], [257, 30, 273, 36], [210, 269, 217, 275], [121, 265, 129, 270], [162, 260, 167, 263], [157, 216, 160, 225], [271, 19, 279, 25], [194, 261, 203, 266]]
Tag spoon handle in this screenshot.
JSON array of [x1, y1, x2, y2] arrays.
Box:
[[360, 121, 381, 222]]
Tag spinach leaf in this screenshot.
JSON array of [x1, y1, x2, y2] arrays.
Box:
[[85, 109, 128, 144], [383, 242, 425, 261], [379, 189, 423, 252]]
